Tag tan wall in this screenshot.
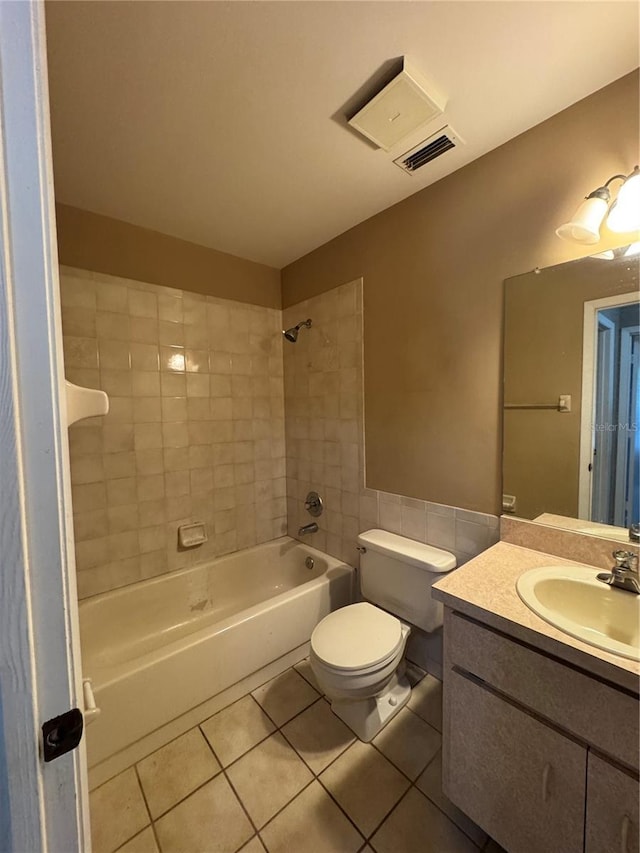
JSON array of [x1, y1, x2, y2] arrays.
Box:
[[281, 71, 640, 514], [503, 257, 639, 521], [55, 203, 281, 309]]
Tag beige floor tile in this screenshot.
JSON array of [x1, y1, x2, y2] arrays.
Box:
[[251, 668, 319, 726], [226, 732, 313, 828], [373, 707, 441, 780], [319, 740, 409, 837], [201, 695, 276, 767], [90, 767, 149, 853], [282, 699, 355, 774], [115, 827, 159, 853], [237, 837, 266, 853], [154, 774, 253, 853], [261, 781, 364, 853], [370, 787, 479, 853], [416, 751, 487, 848], [137, 728, 221, 818], [407, 675, 443, 732], [293, 658, 322, 692]]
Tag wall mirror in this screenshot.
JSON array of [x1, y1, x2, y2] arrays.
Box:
[[502, 245, 639, 542]]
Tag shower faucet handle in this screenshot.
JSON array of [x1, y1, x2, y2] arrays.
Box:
[[304, 491, 324, 518]]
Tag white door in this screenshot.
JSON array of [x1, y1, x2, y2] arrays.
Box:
[[0, 2, 88, 851]]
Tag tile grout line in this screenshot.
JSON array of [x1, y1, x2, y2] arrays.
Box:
[[132, 763, 162, 853], [197, 721, 263, 844]]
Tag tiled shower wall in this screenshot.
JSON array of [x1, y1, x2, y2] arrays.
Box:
[[284, 279, 366, 567], [61, 266, 286, 599]]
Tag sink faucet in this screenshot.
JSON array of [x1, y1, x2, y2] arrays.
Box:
[[298, 522, 318, 536], [597, 550, 640, 594]]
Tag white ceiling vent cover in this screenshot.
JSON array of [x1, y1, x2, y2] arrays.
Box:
[[348, 60, 446, 152], [394, 126, 464, 175]]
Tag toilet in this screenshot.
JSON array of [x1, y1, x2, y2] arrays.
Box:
[[310, 529, 456, 741]]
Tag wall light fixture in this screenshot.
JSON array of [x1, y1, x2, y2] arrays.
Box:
[[556, 166, 640, 244]]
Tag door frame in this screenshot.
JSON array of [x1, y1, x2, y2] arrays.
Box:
[[590, 313, 616, 523], [613, 324, 640, 526], [0, 2, 88, 850], [578, 290, 640, 520]]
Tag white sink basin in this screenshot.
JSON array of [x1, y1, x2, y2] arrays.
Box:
[[516, 566, 640, 661]]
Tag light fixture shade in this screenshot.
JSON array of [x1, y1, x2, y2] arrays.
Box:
[[556, 196, 608, 244], [607, 170, 640, 233]]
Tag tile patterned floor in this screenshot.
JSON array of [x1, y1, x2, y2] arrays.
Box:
[[89, 662, 506, 853]]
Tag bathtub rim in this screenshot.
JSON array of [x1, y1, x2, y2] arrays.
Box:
[[79, 535, 347, 611]]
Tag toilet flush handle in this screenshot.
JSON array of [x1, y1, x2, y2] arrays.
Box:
[[356, 546, 366, 553]]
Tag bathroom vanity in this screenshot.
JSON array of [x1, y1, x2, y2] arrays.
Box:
[[433, 542, 639, 853]]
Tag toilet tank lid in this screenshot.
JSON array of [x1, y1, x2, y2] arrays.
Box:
[[357, 529, 456, 572]]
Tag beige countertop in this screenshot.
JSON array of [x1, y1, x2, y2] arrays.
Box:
[[432, 541, 640, 695]]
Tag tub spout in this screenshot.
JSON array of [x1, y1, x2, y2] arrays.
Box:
[[298, 522, 318, 536]]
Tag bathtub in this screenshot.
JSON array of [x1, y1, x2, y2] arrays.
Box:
[[80, 537, 353, 769]]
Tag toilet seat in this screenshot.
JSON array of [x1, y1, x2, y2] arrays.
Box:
[[310, 602, 403, 672]]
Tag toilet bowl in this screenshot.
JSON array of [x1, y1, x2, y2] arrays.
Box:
[[310, 601, 412, 740], [310, 529, 456, 742]]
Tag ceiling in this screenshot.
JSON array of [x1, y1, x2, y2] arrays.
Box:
[[45, 1, 639, 269]]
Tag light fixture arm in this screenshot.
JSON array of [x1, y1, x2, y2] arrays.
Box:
[[585, 174, 626, 203], [557, 165, 640, 244]]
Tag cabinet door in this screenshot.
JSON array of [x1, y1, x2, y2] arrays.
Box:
[[586, 752, 639, 853], [443, 669, 586, 853]]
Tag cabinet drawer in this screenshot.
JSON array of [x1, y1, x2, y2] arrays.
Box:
[[444, 669, 586, 853], [586, 753, 639, 853], [447, 610, 639, 771]]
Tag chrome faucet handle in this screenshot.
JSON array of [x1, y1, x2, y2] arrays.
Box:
[[612, 550, 639, 572], [629, 523, 640, 543], [304, 491, 324, 518]]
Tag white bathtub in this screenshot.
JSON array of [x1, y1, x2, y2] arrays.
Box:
[[80, 537, 353, 769]]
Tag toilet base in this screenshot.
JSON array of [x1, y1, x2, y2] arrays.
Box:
[[329, 670, 411, 742]]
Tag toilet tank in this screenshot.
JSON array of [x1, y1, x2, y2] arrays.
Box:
[[357, 529, 456, 633]]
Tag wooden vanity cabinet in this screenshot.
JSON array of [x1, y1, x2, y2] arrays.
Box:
[[442, 608, 640, 853], [585, 753, 639, 853], [447, 669, 586, 853]]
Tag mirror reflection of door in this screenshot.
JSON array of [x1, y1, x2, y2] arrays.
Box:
[[588, 299, 640, 527]]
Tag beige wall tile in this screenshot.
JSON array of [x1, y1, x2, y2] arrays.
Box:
[[108, 505, 139, 534], [64, 336, 99, 369], [129, 290, 158, 319], [130, 343, 159, 371], [63, 306, 97, 338], [131, 316, 158, 344], [157, 296, 183, 326], [96, 282, 128, 314], [160, 345, 186, 372], [107, 477, 137, 507]]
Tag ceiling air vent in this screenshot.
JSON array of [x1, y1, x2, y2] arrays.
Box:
[[394, 126, 464, 175]]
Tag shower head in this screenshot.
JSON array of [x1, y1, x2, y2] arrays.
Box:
[[283, 318, 312, 343]]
